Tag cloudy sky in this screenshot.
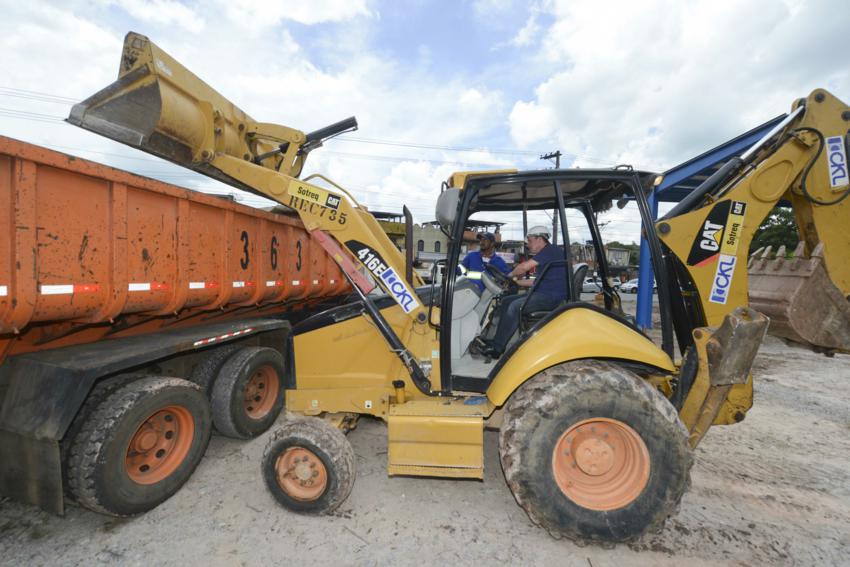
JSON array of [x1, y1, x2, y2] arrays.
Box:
[[1, 0, 848, 243]]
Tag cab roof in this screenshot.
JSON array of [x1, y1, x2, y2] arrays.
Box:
[[461, 168, 659, 213]]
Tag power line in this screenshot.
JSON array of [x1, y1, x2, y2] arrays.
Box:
[[0, 107, 65, 124], [337, 135, 543, 157], [0, 86, 79, 105], [0, 86, 622, 165], [0, 108, 522, 168]]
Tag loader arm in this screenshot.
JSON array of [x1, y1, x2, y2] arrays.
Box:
[[657, 89, 850, 353], [69, 32, 439, 394]]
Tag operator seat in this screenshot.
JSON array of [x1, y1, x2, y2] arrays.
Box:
[[519, 263, 589, 332]]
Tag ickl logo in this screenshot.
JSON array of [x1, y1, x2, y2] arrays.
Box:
[[826, 136, 849, 188], [709, 255, 737, 304]]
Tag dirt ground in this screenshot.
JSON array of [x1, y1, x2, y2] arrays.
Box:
[[1, 330, 849, 566]]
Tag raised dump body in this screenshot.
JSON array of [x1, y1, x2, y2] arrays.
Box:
[[0, 136, 351, 516], [0, 135, 349, 360]]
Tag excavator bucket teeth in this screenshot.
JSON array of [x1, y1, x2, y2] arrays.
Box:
[[748, 242, 850, 353]]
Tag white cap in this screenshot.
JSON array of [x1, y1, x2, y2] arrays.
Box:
[[527, 225, 551, 240]]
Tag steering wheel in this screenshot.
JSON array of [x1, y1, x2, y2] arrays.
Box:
[[482, 263, 518, 295]]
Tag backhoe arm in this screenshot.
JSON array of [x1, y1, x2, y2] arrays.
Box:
[[68, 32, 425, 312], [69, 32, 437, 395], [656, 89, 850, 352]]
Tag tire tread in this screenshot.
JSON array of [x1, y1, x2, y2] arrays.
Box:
[[499, 360, 692, 544], [65, 377, 210, 516]]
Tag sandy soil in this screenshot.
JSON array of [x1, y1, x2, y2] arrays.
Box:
[[1, 333, 848, 566]]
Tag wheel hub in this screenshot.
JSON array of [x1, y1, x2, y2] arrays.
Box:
[[134, 428, 159, 452], [125, 405, 195, 485], [243, 365, 280, 420], [552, 417, 650, 511], [574, 437, 615, 476], [275, 447, 328, 500]]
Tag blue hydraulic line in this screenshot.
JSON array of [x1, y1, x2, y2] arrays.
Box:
[[636, 190, 658, 329]]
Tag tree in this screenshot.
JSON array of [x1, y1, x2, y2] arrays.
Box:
[[750, 207, 799, 254]]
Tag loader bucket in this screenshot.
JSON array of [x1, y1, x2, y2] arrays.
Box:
[[67, 32, 303, 195], [748, 242, 850, 354]]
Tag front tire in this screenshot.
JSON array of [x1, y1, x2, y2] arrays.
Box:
[[262, 417, 355, 515], [499, 360, 692, 544], [64, 377, 212, 517]]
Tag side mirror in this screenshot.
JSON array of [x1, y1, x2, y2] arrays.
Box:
[[435, 188, 460, 230]]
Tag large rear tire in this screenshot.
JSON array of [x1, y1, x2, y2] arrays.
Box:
[[189, 343, 242, 396], [64, 376, 212, 517], [499, 360, 692, 544], [262, 417, 355, 515], [210, 347, 286, 439]]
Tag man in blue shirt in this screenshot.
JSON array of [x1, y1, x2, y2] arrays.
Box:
[[482, 226, 567, 357], [461, 232, 510, 292]]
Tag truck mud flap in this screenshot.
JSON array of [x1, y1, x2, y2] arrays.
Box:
[[748, 242, 850, 354], [0, 431, 62, 514]]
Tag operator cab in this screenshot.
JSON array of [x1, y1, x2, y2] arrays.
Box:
[[436, 168, 663, 393]]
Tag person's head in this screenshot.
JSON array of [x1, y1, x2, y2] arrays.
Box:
[[526, 225, 550, 254], [477, 232, 496, 254]]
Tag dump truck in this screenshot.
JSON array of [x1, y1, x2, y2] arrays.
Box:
[[0, 135, 352, 515], [68, 31, 850, 544]]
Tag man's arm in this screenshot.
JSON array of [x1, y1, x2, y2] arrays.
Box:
[[509, 258, 538, 279]]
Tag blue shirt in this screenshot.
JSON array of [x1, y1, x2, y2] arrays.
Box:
[[461, 251, 509, 291], [532, 243, 567, 299]]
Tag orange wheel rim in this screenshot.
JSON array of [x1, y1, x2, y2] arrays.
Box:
[[125, 405, 195, 485], [551, 417, 650, 511], [244, 365, 280, 420], [274, 447, 328, 501]]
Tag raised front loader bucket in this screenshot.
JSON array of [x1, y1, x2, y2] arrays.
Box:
[[748, 242, 850, 354], [67, 32, 304, 196]]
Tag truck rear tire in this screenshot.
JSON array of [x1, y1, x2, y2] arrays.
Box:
[[262, 417, 355, 515], [64, 376, 212, 517], [210, 347, 286, 439], [189, 343, 242, 395], [499, 360, 692, 544]]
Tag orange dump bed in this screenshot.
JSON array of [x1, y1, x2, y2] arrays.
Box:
[[0, 136, 349, 360]]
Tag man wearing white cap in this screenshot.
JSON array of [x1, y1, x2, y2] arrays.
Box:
[[480, 225, 567, 357]]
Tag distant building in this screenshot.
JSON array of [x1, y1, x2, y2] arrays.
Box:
[[606, 247, 630, 267], [371, 212, 513, 279]]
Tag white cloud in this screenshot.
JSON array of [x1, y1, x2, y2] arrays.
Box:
[[510, 11, 540, 47], [107, 0, 205, 33], [216, 0, 372, 29], [509, 0, 850, 171], [508, 100, 557, 148], [3, 0, 849, 247]]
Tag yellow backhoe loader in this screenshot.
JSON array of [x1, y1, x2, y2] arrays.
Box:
[[69, 32, 850, 544]]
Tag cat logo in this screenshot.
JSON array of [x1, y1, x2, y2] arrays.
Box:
[[699, 220, 724, 252], [325, 194, 341, 210], [686, 200, 748, 267]]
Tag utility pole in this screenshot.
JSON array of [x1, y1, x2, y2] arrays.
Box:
[[540, 151, 561, 168], [540, 151, 562, 245]]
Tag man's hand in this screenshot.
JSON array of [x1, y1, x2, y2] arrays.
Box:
[[509, 258, 539, 279]]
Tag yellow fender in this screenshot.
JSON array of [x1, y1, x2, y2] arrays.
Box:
[[486, 307, 676, 406]]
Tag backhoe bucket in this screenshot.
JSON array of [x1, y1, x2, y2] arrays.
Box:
[[67, 32, 304, 194], [748, 242, 850, 353]]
